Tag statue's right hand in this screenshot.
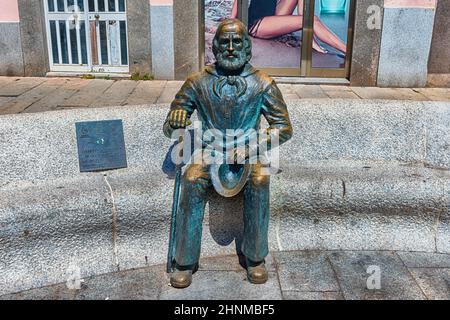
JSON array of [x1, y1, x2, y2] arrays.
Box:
[[168, 110, 191, 129]]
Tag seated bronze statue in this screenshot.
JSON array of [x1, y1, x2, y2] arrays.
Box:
[[163, 19, 293, 288]]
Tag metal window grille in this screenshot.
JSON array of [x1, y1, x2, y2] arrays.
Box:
[[44, 0, 129, 73]]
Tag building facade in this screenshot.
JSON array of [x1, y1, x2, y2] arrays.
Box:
[[0, 0, 448, 87]]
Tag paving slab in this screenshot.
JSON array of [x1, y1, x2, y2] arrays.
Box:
[[157, 85, 183, 104], [320, 85, 353, 92], [124, 81, 166, 105], [273, 251, 340, 292], [282, 291, 344, 300], [1, 251, 449, 300], [324, 90, 361, 99], [0, 78, 63, 114], [327, 251, 427, 300], [391, 88, 429, 101], [2, 77, 448, 117], [350, 87, 400, 100], [0, 266, 166, 300], [0, 97, 13, 108], [292, 85, 329, 99], [165, 81, 184, 89], [278, 84, 295, 96], [282, 93, 300, 100], [159, 271, 282, 300], [350, 87, 428, 100], [321, 85, 361, 99], [198, 253, 276, 272], [0, 77, 20, 87], [408, 268, 450, 300], [416, 88, 450, 101], [58, 79, 114, 108], [24, 78, 90, 113], [397, 252, 450, 268], [90, 80, 139, 107], [145, 80, 167, 88], [0, 77, 46, 97], [277, 83, 299, 100]]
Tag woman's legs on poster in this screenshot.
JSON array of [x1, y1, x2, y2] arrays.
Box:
[[249, 0, 346, 54]]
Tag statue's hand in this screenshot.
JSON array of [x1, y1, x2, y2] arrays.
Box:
[[231, 146, 257, 164], [168, 110, 192, 129]]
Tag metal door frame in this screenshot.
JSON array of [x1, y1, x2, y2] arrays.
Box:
[[200, 0, 355, 79], [43, 0, 129, 73], [301, 0, 356, 78]]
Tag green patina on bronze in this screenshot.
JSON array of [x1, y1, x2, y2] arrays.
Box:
[[164, 19, 293, 288]]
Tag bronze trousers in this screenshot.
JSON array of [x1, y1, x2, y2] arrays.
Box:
[[174, 162, 270, 266]]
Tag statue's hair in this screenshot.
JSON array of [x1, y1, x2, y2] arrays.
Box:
[[212, 19, 252, 62]]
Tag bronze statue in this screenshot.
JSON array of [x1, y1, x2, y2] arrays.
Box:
[[164, 19, 293, 288]]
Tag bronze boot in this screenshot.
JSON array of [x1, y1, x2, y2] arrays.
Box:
[[246, 259, 268, 284], [170, 269, 193, 289]]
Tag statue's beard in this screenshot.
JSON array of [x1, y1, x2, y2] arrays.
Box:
[[216, 50, 247, 71]]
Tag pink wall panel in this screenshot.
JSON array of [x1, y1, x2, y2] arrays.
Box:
[[0, 0, 19, 22], [0, 0, 173, 23], [384, 0, 437, 8], [150, 0, 173, 5]]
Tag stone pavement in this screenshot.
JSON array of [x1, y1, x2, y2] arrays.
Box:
[[1, 250, 449, 300], [1, 76, 450, 115]]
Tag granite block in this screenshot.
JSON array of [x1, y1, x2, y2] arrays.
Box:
[[151, 5, 175, 80], [0, 23, 24, 76], [378, 7, 436, 87]]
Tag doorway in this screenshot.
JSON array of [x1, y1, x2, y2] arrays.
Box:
[[202, 0, 355, 78], [43, 0, 129, 74]]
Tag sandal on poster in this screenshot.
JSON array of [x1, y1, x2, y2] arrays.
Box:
[[313, 39, 329, 54]]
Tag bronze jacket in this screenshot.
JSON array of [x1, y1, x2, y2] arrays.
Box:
[[163, 63, 293, 150]]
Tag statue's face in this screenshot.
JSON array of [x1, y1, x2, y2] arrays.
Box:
[[215, 24, 247, 71]]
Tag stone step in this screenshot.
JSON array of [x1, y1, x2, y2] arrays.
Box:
[[0, 99, 448, 296]]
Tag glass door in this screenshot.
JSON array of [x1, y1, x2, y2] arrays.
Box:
[[243, 0, 303, 76], [44, 0, 129, 74], [202, 0, 303, 76], [302, 0, 355, 77], [201, 0, 355, 78]]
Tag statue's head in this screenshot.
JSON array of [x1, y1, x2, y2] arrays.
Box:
[[213, 19, 252, 71]]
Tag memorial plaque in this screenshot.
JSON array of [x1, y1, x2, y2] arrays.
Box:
[[75, 120, 127, 172]]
